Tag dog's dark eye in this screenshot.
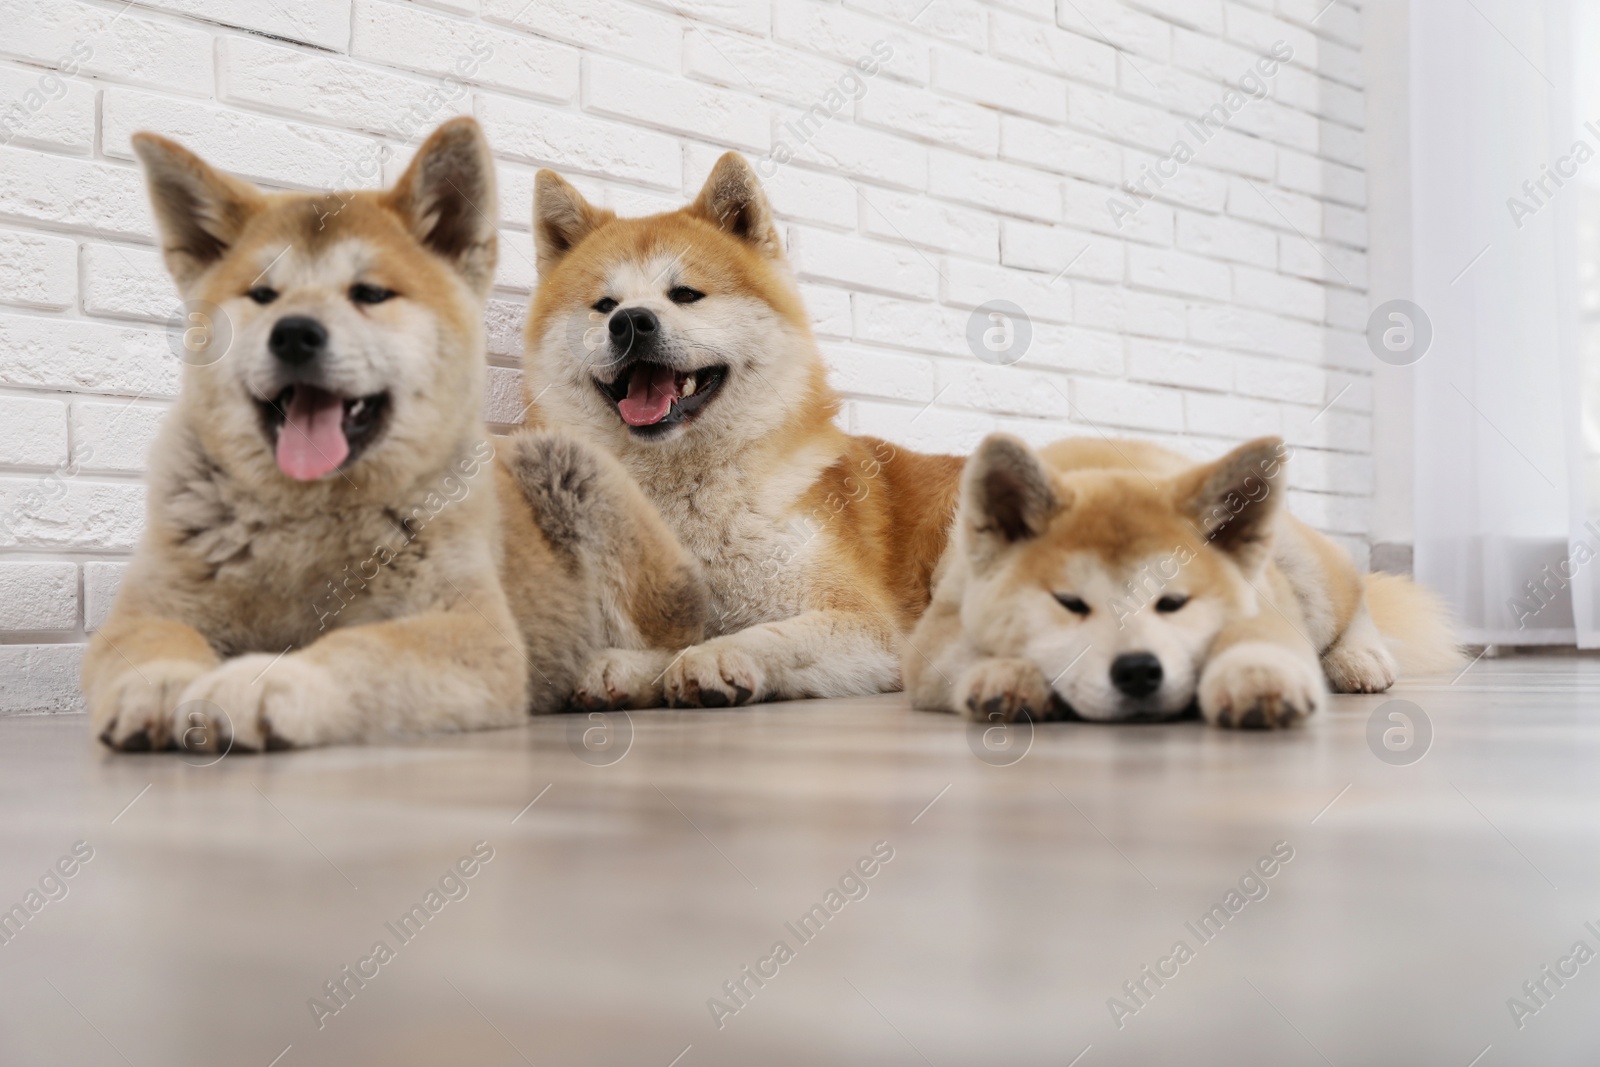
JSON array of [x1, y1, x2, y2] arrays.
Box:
[[593, 297, 618, 314], [1156, 594, 1190, 613], [247, 287, 278, 305], [668, 286, 704, 304], [350, 283, 395, 305], [1056, 595, 1090, 616]]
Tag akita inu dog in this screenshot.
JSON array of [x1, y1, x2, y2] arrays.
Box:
[[523, 154, 962, 708], [906, 434, 1461, 727], [86, 118, 703, 751]]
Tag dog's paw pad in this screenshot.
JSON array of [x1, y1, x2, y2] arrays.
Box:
[[567, 691, 618, 713], [570, 648, 668, 711], [664, 643, 764, 708], [959, 658, 1053, 723], [1200, 643, 1324, 730], [177, 654, 340, 752], [93, 659, 214, 753], [119, 727, 153, 752], [1322, 638, 1397, 694]]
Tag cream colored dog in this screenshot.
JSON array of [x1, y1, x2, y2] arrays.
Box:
[[907, 434, 1461, 728], [86, 118, 703, 751]]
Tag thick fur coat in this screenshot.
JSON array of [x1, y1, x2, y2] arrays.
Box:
[[85, 119, 703, 751], [905, 434, 1463, 728], [523, 153, 961, 707]]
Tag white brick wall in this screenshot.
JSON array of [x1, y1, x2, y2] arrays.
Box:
[[0, 0, 1371, 714]]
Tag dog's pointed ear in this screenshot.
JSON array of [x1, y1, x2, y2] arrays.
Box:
[[533, 169, 612, 276], [131, 132, 263, 290], [1172, 436, 1287, 575], [963, 434, 1063, 549], [689, 152, 782, 258], [386, 117, 498, 293]]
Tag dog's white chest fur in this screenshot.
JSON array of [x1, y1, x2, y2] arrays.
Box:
[[619, 443, 827, 637], [146, 437, 478, 655]]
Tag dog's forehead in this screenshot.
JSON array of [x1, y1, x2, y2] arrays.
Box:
[[248, 237, 371, 287], [1028, 548, 1182, 592], [1052, 477, 1200, 557], [606, 249, 691, 293], [228, 195, 406, 286], [1006, 478, 1217, 588], [573, 212, 754, 285]]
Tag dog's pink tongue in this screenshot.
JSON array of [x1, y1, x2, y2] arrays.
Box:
[[275, 386, 349, 480], [617, 364, 680, 427]]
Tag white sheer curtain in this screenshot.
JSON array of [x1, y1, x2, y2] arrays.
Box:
[[1410, 0, 1600, 646]]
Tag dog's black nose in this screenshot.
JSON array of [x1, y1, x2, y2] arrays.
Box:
[[1110, 652, 1163, 698], [608, 307, 658, 353], [269, 316, 328, 365]]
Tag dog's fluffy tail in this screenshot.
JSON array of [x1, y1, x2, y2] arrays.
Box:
[[1364, 572, 1466, 675]]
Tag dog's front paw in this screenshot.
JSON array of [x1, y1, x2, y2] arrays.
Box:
[[570, 648, 671, 711], [957, 658, 1053, 723], [1321, 633, 1397, 694], [1199, 642, 1324, 729], [663, 640, 765, 707], [177, 654, 345, 752], [95, 659, 213, 751]]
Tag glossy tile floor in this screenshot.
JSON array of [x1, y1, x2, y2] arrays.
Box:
[[3, 654, 1599, 1066]]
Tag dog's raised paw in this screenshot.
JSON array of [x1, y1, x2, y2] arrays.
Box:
[[503, 431, 606, 553], [176, 654, 344, 752], [1199, 642, 1324, 729], [663, 641, 764, 708], [958, 658, 1053, 723]]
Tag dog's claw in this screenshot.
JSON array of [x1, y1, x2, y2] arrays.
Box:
[[956, 658, 1053, 725], [662, 641, 766, 710]]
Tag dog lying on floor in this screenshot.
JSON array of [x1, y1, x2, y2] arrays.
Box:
[[522, 153, 963, 709], [906, 434, 1461, 728], [86, 118, 703, 752]]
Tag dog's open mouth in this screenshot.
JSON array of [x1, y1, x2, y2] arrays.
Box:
[[259, 385, 389, 481], [596, 362, 726, 435]]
